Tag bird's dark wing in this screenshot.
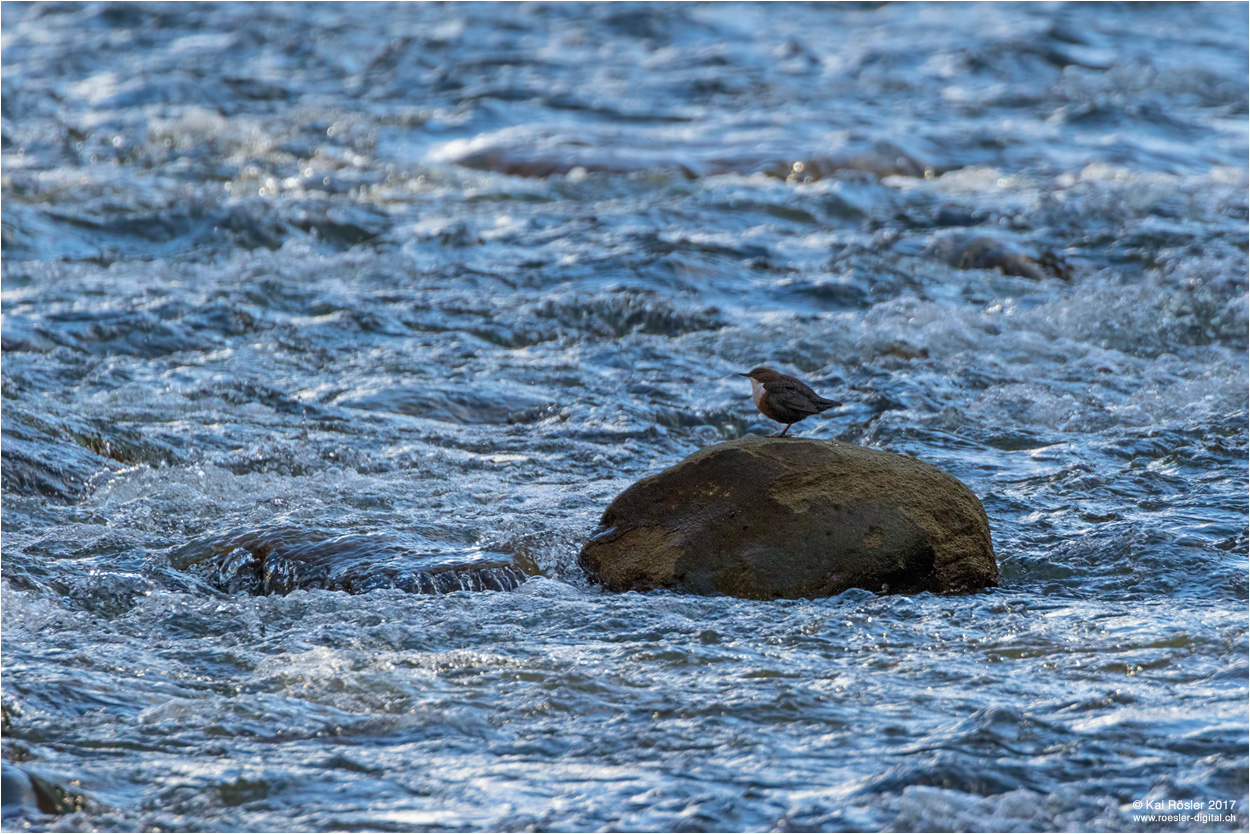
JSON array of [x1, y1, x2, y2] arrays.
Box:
[[763, 378, 829, 415]]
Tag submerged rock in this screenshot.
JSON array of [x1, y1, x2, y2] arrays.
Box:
[[928, 233, 1073, 281], [452, 139, 930, 182], [1, 763, 97, 819], [0, 404, 181, 501], [171, 528, 531, 596], [579, 437, 997, 599]]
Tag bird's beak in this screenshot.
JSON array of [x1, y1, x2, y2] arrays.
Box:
[[737, 372, 751, 377]]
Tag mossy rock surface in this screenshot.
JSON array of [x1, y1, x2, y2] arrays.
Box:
[[579, 437, 997, 599]]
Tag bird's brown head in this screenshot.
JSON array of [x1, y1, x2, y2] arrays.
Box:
[[739, 367, 784, 382]]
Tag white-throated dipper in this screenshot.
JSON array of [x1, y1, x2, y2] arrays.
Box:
[[740, 367, 840, 436]]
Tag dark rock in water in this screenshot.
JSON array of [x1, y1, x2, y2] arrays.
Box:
[[928, 233, 1072, 281], [743, 141, 929, 181], [579, 437, 997, 599], [336, 382, 552, 425], [171, 528, 531, 596], [0, 404, 182, 500], [453, 138, 931, 182], [1, 763, 97, 819], [0, 765, 39, 822]]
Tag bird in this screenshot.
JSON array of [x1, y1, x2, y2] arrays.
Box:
[[739, 367, 840, 437]]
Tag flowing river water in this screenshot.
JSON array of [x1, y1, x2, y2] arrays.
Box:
[[2, 3, 1247, 831]]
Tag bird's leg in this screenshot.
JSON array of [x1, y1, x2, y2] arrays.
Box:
[[779, 423, 793, 437]]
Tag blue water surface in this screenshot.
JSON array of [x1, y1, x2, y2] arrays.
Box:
[[2, 3, 1247, 831]]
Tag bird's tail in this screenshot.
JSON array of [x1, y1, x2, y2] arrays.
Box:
[[816, 398, 841, 412]]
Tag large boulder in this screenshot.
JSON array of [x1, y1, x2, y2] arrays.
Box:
[[579, 437, 997, 599]]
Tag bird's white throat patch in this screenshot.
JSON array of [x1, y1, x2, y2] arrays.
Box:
[[750, 377, 766, 407]]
